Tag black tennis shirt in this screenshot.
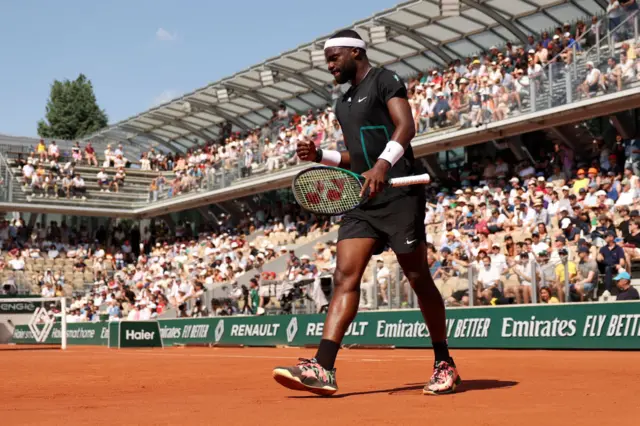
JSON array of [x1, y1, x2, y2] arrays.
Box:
[[335, 67, 424, 207]]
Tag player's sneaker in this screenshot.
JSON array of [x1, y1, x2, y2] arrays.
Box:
[[272, 357, 338, 396], [423, 359, 461, 395]]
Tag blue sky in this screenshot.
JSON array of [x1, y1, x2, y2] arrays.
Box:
[[0, 0, 396, 137]]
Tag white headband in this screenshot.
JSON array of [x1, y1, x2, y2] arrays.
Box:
[[324, 37, 367, 50]]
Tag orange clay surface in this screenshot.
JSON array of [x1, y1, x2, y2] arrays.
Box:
[[1, 346, 639, 426]]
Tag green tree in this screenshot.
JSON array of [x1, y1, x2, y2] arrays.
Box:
[[37, 74, 108, 140]]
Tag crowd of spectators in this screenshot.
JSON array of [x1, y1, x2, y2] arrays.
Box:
[[15, 140, 133, 201], [411, 137, 640, 306], [3, 133, 639, 317], [0, 195, 339, 319]]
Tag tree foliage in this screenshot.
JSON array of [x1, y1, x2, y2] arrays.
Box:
[[37, 74, 108, 140]]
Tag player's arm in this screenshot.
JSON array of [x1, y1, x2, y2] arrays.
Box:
[[296, 139, 350, 169]]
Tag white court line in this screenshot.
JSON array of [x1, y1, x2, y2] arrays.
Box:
[[130, 350, 438, 361]]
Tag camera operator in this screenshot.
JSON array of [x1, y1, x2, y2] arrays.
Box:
[[228, 282, 251, 314], [191, 298, 208, 317]]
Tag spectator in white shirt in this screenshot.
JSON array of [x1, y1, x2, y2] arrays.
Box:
[[114, 154, 127, 169], [71, 174, 87, 200], [22, 163, 35, 185], [9, 256, 25, 271], [140, 153, 151, 171], [419, 96, 435, 133], [104, 145, 114, 167], [47, 245, 59, 259], [374, 259, 391, 306], [508, 252, 534, 304], [96, 168, 112, 192], [531, 232, 550, 255], [489, 244, 508, 273], [616, 179, 635, 206], [476, 255, 502, 301], [527, 58, 543, 89], [578, 61, 602, 98], [47, 141, 60, 161]]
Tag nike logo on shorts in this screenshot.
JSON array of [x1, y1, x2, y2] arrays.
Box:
[[358, 97, 367, 103], [406, 238, 416, 245]]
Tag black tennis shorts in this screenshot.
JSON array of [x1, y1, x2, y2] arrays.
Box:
[[338, 192, 426, 255]]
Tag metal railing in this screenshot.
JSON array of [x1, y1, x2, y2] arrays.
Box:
[[0, 151, 14, 203], [529, 10, 640, 114], [348, 256, 583, 311]]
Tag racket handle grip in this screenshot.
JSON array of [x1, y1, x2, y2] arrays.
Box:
[[388, 173, 431, 187]]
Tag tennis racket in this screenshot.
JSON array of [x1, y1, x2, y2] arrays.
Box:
[[292, 166, 430, 215]]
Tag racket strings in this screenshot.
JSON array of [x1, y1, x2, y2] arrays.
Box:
[[293, 168, 361, 214]]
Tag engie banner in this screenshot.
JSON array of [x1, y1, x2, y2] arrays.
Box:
[[10, 302, 640, 349]]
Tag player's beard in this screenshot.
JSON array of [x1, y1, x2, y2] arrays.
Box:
[[335, 60, 357, 84]]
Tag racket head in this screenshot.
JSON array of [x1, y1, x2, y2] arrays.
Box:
[[292, 166, 365, 215]]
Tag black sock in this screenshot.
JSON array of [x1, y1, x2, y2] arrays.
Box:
[[432, 340, 451, 363], [315, 339, 340, 370]]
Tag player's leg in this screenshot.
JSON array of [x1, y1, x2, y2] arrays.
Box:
[[396, 243, 447, 343], [395, 243, 461, 395], [272, 236, 377, 396], [385, 191, 460, 395], [317, 237, 377, 349]]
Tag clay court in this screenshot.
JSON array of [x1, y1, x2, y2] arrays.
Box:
[[1, 346, 638, 425]]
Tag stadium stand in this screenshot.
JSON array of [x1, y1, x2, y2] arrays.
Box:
[[2, 6, 640, 211], [1, 2, 639, 321]]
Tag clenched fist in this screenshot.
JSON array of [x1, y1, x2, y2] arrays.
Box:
[[296, 139, 318, 162]]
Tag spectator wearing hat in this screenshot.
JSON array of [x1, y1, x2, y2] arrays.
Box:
[[614, 271, 639, 300], [418, 93, 435, 133], [572, 169, 591, 195], [597, 231, 627, 296], [531, 199, 550, 230], [575, 247, 598, 301], [559, 217, 580, 242], [616, 177, 636, 207], [549, 235, 570, 265], [300, 254, 317, 276], [578, 61, 601, 99]]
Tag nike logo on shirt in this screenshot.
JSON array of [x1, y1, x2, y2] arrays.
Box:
[[406, 239, 416, 245], [358, 97, 367, 103]]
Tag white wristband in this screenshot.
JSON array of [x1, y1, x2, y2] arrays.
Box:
[[378, 140, 404, 167], [320, 149, 341, 167]]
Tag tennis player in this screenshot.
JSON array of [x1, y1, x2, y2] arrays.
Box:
[[272, 29, 460, 396]]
